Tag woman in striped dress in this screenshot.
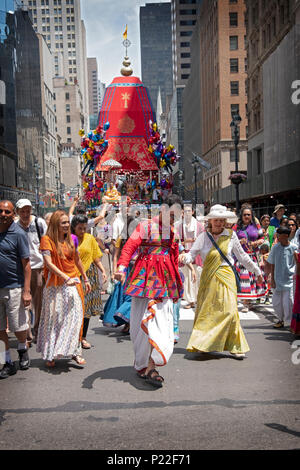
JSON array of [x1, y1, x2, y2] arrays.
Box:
[[233, 205, 268, 312]]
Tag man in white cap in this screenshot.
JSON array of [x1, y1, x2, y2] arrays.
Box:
[[15, 199, 47, 344]]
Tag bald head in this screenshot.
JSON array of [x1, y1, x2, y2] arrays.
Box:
[[0, 200, 15, 211], [0, 200, 15, 230]]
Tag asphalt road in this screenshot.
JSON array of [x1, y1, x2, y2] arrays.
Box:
[[0, 302, 299, 451]]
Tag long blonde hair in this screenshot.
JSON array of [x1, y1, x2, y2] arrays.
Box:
[[46, 210, 74, 258]]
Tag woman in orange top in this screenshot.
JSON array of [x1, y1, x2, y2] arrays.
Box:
[[36, 210, 91, 368]]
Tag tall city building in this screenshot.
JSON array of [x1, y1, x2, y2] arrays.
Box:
[[140, 2, 173, 115], [194, 0, 248, 205], [182, 15, 202, 202], [87, 57, 100, 129], [171, 0, 203, 88], [236, 0, 300, 214], [27, 0, 89, 131], [0, 3, 46, 203], [37, 33, 59, 195]]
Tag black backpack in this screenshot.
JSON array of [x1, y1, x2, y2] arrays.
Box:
[[34, 216, 44, 242]]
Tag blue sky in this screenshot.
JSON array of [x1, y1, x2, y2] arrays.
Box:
[[81, 0, 170, 86]]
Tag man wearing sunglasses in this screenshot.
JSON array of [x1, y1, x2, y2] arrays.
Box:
[[0, 200, 31, 379]]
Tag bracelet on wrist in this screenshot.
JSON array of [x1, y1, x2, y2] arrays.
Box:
[[84, 279, 89, 283]]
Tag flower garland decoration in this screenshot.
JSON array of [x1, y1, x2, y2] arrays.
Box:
[[148, 120, 180, 174], [79, 122, 110, 203]]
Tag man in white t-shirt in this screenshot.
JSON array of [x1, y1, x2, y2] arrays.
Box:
[[15, 199, 48, 344]]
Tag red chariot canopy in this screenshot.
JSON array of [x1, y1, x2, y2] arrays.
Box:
[[96, 76, 158, 172]]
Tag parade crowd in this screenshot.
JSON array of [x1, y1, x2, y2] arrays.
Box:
[[0, 197, 299, 388]]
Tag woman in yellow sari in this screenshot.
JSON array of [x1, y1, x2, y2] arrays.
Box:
[[179, 205, 263, 359], [71, 215, 107, 349]]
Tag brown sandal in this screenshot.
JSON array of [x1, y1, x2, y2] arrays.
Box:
[[72, 355, 86, 365], [81, 339, 91, 349], [46, 360, 55, 368]]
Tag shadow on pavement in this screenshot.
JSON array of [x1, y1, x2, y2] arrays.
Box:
[[27, 358, 85, 374], [182, 351, 239, 361], [92, 326, 131, 343], [81, 365, 163, 392], [265, 422, 300, 438]]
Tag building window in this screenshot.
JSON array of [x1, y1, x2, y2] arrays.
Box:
[[229, 12, 238, 27], [66, 104, 70, 112], [66, 115, 71, 123], [181, 52, 191, 58], [229, 0, 237, 3], [230, 35, 238, 50], [180, 31, 193, 36], [257, 148, 262, 175], [231, 104, 240, 117], [180, 20, 196, 26], [65, 93, 70, 100], [181, 74, 189, 79], [230, 58, 239, 73], [179, 9, 197, 15], [67, 127, 71, 135], [181, 63, 191, 68], [180, 42, 190, 47], [230, 81, 239, 95]]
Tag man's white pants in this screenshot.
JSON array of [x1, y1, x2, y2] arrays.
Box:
[[272, 288, 293, 323], [130, 297, 174, 371], [181, 265, 202, 304]]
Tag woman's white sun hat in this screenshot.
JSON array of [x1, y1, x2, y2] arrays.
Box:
[[203, 204, 238, 223]]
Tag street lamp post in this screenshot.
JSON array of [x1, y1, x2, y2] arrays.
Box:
[[230, 111, 242, 214], [56, 173, 60, 209], [178, 170, 185, 200], [191, 155, 201, 205], [33, 161, 41, 216]]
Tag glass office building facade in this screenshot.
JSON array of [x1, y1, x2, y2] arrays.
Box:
[[140, 3, 173, 114], [0, 2, 44, 200]]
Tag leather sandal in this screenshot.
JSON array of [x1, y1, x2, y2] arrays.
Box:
[[72, 355, 86, 365], [145, 369, 164, 388], [137, 367, 147, 379], [81, 339, 91, 349]]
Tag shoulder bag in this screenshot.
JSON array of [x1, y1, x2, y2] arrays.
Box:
[[206, 231, 241, 293]]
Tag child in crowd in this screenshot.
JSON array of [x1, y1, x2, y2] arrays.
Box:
[[267, 226, 297, 328], [259, 241, 271, 305]]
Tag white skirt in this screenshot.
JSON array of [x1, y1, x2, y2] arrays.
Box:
[[37, 284, 83, 361], [130, 297, 174, 371]]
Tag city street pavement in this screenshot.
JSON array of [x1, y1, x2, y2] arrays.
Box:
[[0, 300, 299, 451]]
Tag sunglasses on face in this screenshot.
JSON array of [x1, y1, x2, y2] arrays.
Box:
[[0, 209, 12, 215], [288, 224, 295, 227]]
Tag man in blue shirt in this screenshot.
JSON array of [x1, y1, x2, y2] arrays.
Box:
[[0, 200, 31, 379], [268, 226, 296, 329]]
